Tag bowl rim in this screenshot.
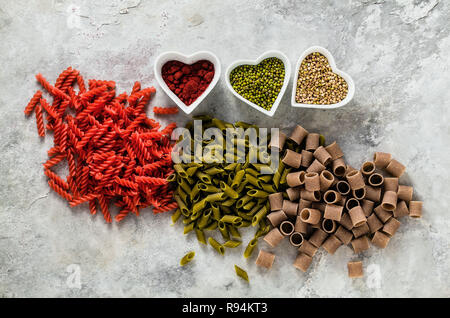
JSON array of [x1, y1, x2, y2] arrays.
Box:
[[154, 50, 221, 115], [225, 50, 291, 117], [290, 46, 355, 109]]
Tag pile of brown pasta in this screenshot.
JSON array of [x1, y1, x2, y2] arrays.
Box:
[[254, 124, 423, 275]]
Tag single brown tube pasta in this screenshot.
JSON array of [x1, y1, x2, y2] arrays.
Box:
[[301, 150, 314, 168], [322, 219, 337, 234], [299, 208, 322, 225], [263, 228, 284, 248], [346, 170, 365, 190], [266, 210, 287, 227], [324, 204, 344, 222], [282, 149, 302, 168], [286, 187, 300, 201], [373, 152, 392, 168], [367, 213, 383, 233], [361, 161, 376, 176], [319, 170, 334, 192], [381, 191, 397, 211], [393, 200, 409, 218], [313, 146, 332, 166], [351, 223, 369, 238], [361, 199, 375, 217], [336, 180, 351, 195], [368, 173, 384, 187], [349, 206, 367, 227], [382, 217, 401, 236], [371, 231, 390, 248], [397, 185, 413, 202], [268, 192, 283, 211], [306, 159, 326, 173], [298, 199, 312, 212], [385, 159, 406, 177], [280, 220, 295, 236], [255, 250, 275, 269], [374, 205, 393, 223], [338, 213, 354, 230], [286, 171, 305, 187], [289, 125, 308, 144], [293, 253, 313, 272], [347, 261, 364, 278], [332, 158, 347, 177], [325, 141, 344, 160], [298, 240, 318, 257], [289, 232, 304, 247], [384, 177, 399, 192], [309, 228, 328, 247], [322, 235, 342, 254], [351, 236, 370, 253], [269, 132, 287, 152], [323, 190, 342, 205], [300, 189, 321, 202], [294, 216, 309, 234], [365, 185, 381, 202], [282, 200, 299, 217], [305, 133, 319, 151], [305, 172, 320, 191], [352, 187, 366, 200], [345, 198, 360, 211], [409, 201, 423, 218], [335, 225, 353, 245]]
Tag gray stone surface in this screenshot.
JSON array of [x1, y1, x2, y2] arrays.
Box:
[[0, 0, 449, 297]]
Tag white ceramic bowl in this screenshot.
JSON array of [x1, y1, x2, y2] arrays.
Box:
[[291, 46, 355, 109], [154, 51, 221, 115], [225, 50, 291, 117]]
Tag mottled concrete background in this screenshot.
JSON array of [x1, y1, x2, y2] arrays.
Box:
[[0, 0, 449, 297]]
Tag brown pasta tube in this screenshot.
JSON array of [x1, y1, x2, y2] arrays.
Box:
[[300, 189, 321, 202], [335, 225, 353, 245], [332, 158, 347, 177], [382, 217, 401, 236], [397, 185, 413, 202], [374, 205, 393, 223], [286, 171, 306, 187], [305, 133, 319, 151], [351, 235, 370, 253], [269, 132, 287, 152], [393, 200, 409, 218], [305, 172, 320, 192], [309, 228, 328, 247], [293, 253, 313, 272], [322, 219, 337, 234], [373, 152, 392, 168], [282, 200, 299, 217], [381, 191, 397, 211], [289, 232, 304, 247], [298, 199, 312, 212], [386, 159, 406, 177], [349, 206, 367, 227], [352, 223, 369, 238], [280, 220, 295, 236], [365, 185, 381, 202], [352, 187, 366, 200], [361, 161, 376, 176], [255, 250, 275, 269], [347, 261, 364, 278], [319, 170, 334, 192], [289, 125, 308, 144], [301, 150, 314, 168], [282, 149, 302, 168], [368, 173, 384, 187], [336, 180, 351, 195], [339, 213, 354, 231], [384, 177, 399, 192], [367, 213, 383, 233], [268, 192, 284, 211], [306, 159, 326, 174], [409, 201, 423, 218], [361, 199, 375, 217], [371, 231, 390, 248], [324, 204, 344, 222], [346, 170, 365, 190], [299, 208, 322, 225], [313, 146, 332, 166], [345, 198, 360, 211], [267, 210, 288, 227], [263, 228, 284, 248], [322, 234, 342, 254], [286, 187, 300, 201], [298, 240, 318, 257], [294, 216, 309, 234], [325, 141, 344, 160], [324, 190, 342, 205]]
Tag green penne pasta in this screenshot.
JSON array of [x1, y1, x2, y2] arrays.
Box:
[[240, 220, 252, 227], [230, 170, 245, 189], [224, 240, 242, 248], [180, 251, 195, 266], [280, 167, 291, 185], [186, 166, 199, 177], [248, 203, 263, 216], [183, 222, 195, 234], [220, 205, 232, 214], [260, 183, 276, 193], [259, 174, 272, 183], [203, 167, 225, 175], [174, 195, 190, 216], [220, 181, 239, 199], [319, 134, 326, 146], [171, 208, 182, 224], [210, 202, 221, 221], [237, 211, 253, 221], [174, 164, 189, 178], [245, 168, 259, 178], [218, 221, 230, 240], [195, 171, 212, 184], [221, 198, 236, 207], [190, 182, 201, 202], [177, 187, 190, 206], [247, 189, 270, 198], [177, 177, 192, 195], [166, 173, 177, 182], [245, 174, 261, 189], [198, 183, 220, 193], [205, 192, 227, 202], [236, 195, 252, 209], [228, 225, 241, 238], [234, 265, 249, 282], [224, 163, 238, 171], [195, 229, 207, 245], [244, 238, 258, 258], [208, 237, 225, 255], [220, 215, 242, 224], [243, 200, 256, 210], [227, 172, 235, 185], [235, 179, 249, 194], [251, 206, 268, 226], [182, 217, 192, 224], [192, 198, 207, 215], [197, 209, 212, 229], [204, 221, 218, 231]]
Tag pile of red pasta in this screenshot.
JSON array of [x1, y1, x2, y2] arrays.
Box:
[[24, 67, 180, 222]]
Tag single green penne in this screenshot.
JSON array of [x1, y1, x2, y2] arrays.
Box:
[[227, 172, 235, 185], [192, 198, 207, 215], [237, 211, 253, 221], [177, 177, 192, 195], [197, 209, 212, 229], [251, 206, 268, 226], [224, 163, 238, 171], [182, 217, 193, 224], [171, 208, 182, 224], [190, 210, 202, 221], [208, 237, 225, 255], [174, 164, 189, 178], [197, 183, 220, 193], [176, 187, 190, 206], [245, 174, 261, 188], [220, 181, 239, 199], [259, 174, 272, 183], [236, 195, 252, 209], [234, 163, 243, 173], [203, 167, 225, 175], [218, 221, 230, 240], [180, 251, 195, 266], [220, 215, 243, 224], [205, 192, 227, 202], [248, 203, 263, 216], [243, 200, 256, 210], [230, 170, 245, 189], [243, 238, 258, 258], [247, 189, 270, 198], [224, 240, 242, 248], [234, 265, 249, 282], [195, 171, 212, 184], [240, 220, 252, 227], [220, 205, 232, 214], [221, 198, 236, 207], [260, 182, 276, 193], [190, 182, 201, 201], [174, 195, 190, 216], [195, 229, 207, 245], [210, 202, 221, 221], [204, 220, 218, 231], [166, 173, 177, 182], [185, 166, 199, 177], [228, 225, 241, 238], [235, 179, 249, 194], [183, 222, 195, 234], [280, 167, 291, 185], [252, 163, 270, 172], [319, 134, 326, 146], [245, 168, 260, 178], [242, 153, 250, 170]]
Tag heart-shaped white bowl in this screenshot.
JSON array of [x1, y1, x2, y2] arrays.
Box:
[[291, 46, 355, 109], [154, 51, 221, 115], [225, 50, 291, 117]]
